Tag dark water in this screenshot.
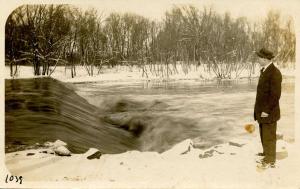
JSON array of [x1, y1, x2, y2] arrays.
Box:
[[5, 78, 139, 154], [5, 77, 295, 154]]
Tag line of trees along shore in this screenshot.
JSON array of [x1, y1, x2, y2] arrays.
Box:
[[5, 4, 295, 79]]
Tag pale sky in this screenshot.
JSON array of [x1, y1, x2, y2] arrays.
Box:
[[2, 0, 299, 23], [74, 0, 299, 22]]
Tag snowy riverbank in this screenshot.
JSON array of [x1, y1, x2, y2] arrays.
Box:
[[4, 131, 300, 188], [5, 64, 295, 83]]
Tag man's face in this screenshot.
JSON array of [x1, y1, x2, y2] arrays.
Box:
[[257, 57, 269, 67]]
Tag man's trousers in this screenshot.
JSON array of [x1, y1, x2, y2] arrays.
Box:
[[259, 122, 277, 163]]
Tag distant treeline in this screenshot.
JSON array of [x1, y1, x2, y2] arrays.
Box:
[[5, 5, 295, 78]]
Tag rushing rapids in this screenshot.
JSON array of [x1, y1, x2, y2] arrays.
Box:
[[5, 78, 139, 154], [5, 77, 294, 154]]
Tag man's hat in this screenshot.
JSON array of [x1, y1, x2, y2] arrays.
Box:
[[255, 48, 275, 60]]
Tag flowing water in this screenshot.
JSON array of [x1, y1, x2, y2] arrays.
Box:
[[5, 77, 294, 154], [5, 78, 139, 154]]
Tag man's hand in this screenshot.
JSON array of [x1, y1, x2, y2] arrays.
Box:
[[261, 112, 269, 117]]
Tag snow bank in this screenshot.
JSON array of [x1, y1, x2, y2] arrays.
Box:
[[4, 135, 300, 188], [4, 64, 295, 84]]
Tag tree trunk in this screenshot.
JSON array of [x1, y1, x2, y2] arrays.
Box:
[[34, 53, 40, 75], [46, 62, 50, 75], [73, 65, 76, 77], [10, 62, 13, 77], [14, 63, 18, 76], [71, 65, 74, 78]]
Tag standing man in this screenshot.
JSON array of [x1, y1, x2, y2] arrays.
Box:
[[254, 48, 282, 168]]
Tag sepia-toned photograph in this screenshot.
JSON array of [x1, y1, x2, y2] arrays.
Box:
[[1, 0, 299, 188]]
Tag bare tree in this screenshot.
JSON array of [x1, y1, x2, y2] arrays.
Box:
[[5, 5, 295, 78]]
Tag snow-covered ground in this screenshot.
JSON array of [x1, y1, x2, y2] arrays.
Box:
[[4, 133, 300, 188], [4, 64, 295, 83]]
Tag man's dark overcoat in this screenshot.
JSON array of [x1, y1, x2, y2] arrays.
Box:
[[254, 63, 282, 124]]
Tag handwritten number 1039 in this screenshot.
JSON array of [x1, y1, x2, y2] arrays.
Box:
[[5, 174, 23, 184]]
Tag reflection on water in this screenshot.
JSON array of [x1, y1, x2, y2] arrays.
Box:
[[5, 77, 294, 154]]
